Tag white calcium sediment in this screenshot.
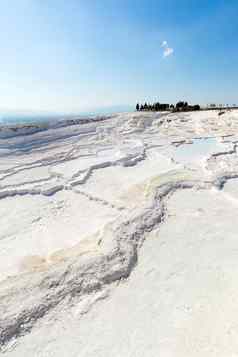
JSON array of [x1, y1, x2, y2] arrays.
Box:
[[1, 110, 238, 355]]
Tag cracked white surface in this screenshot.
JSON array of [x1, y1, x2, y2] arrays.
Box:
[[1, 110, 238, 355]]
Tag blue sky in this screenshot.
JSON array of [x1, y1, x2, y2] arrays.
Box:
[[0, 0, 238, 113]]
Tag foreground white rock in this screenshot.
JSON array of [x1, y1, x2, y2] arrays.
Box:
[[1, 110, 238, 355]]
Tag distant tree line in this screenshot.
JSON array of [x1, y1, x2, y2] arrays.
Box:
[[136, 101, 200, 112]]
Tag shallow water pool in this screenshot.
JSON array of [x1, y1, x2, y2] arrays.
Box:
[[168, 137, 232, 165]]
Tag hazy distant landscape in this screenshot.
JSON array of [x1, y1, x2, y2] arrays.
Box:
[[0, 105, 134, 125]]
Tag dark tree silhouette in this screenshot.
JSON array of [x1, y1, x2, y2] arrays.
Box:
[[135, 100, 200, 112], [176, 101, 185, 109], [193, 104, 200, 111]]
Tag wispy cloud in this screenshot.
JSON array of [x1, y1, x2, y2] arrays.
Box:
[[161, 40, 174, 58]]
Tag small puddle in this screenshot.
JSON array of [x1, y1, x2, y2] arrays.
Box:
[[168, 137, 232, 164]]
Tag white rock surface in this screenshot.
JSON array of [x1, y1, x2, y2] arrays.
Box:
[[1, 110, 238, 355]]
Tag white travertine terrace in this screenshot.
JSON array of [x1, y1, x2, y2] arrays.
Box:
[[1, 110, 238, 356]]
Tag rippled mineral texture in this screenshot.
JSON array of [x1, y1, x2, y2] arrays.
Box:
[[1, 110, 238, 356]]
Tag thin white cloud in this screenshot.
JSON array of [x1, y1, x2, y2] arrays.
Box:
[[163, 47, 174, 57], [161, 40, 174, 58]]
